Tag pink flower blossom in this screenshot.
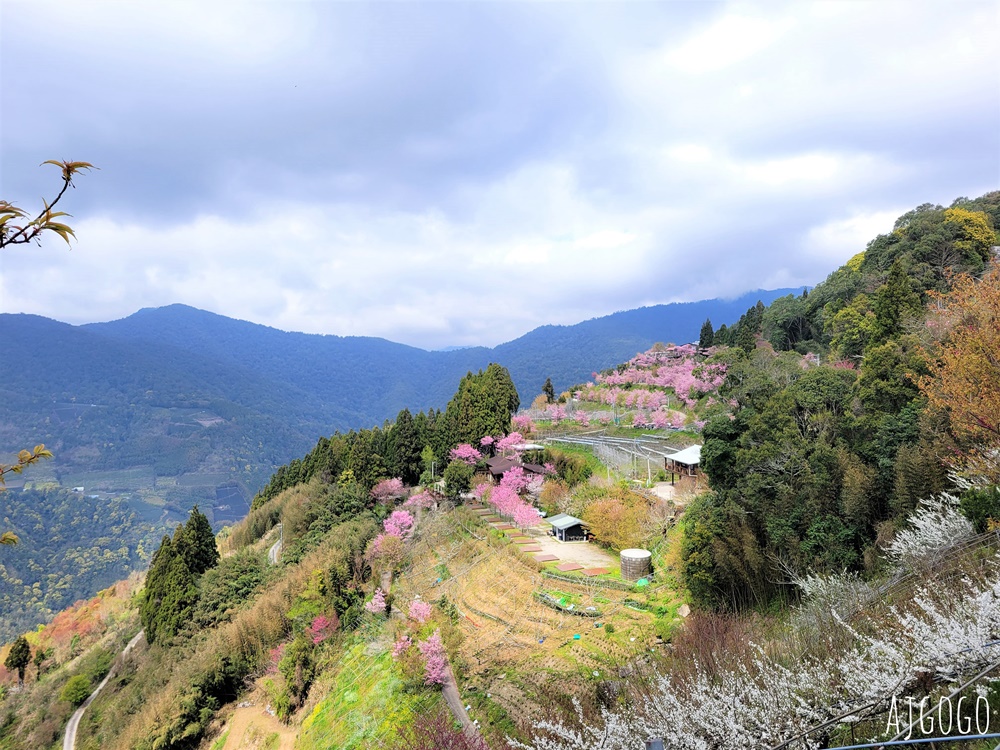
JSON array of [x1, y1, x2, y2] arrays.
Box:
[[392, 634, 412, 658], [545, 404, 567, 422], [267, 644, 285, 674], [513, 502, 541, 529], [418, 630, 448, 685], [480, 435, 495, 447], [500, 465, 529, 493], [409, 599, 432, 623], [487, 485, 520, 516], [307, 614, 336, 644], [449, 443, 482, 465], [403, 490, 435, 509], [371, 477, 406, 504], [651, 411, 671, 429], [383, 509, 415, 538], [365, 587, 387, 615], [496, 432, 525, 456], [512, 414, 535, 433]]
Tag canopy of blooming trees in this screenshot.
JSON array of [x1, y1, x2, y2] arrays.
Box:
[[578, 345, 726, 409], [449, 443, 482, 465]]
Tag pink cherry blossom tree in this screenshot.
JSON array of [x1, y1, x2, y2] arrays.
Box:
[[383, 509, 415, 538], [500, 465, 529, 493], [371, 477, 406, 505], [417, 630, 448, 685], [408, 599, 432, 623], [512, 414, 535, 434], [449, 443, 482, 465], [392, 634, 412, 658], [403, 490, 435, 510], [513, 501, 541, 530], [307, 614, 336, 644], [496, 431, 525, 457], [365, 587, 387, 615]]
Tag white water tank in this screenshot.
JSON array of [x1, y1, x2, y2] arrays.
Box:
[[620, 549, 652, 581]]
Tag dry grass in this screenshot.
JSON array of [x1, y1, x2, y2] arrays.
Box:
[[388, 507, 672, 734]]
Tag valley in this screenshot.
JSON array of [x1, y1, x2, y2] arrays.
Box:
[[0, 193, 999, 748]]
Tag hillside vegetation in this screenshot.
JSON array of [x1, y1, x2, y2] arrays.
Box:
[[1, 192, 999, 749]]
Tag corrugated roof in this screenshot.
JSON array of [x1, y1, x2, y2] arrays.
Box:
[[667, 444, 702, 466], [547, 513, 585, 530]]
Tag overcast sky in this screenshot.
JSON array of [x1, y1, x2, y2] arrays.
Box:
[[1, 1, 997, 349]]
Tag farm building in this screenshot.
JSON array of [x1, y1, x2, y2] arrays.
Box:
[[485, 456, 549, 482], [665, 444, 701, 477], [546, 513, 588, 542]]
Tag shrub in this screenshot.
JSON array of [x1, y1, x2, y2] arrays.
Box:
[[960, 485, 1000, 532], [60, 674, 91, 706]]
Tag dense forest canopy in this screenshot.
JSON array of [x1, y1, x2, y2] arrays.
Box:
[[682, 192, 1000, 608]]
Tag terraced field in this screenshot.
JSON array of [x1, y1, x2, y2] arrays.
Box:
[[390, 507, 682, 727]]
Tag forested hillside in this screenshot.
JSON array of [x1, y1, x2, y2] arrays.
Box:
[[0, 488, 163, 642], [683, 192, 1000, 608]]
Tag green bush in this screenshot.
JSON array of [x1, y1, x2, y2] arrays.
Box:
[[60, 675, 92, 707], [960, 486, 1000, 532]]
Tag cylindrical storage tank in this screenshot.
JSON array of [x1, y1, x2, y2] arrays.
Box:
[[620, 549, 652, 581]]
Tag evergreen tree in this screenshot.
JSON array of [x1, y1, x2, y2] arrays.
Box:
[[140, 532, 199, 644], [154, 550, 198, 642], [735, 322, 756, 354], [33, 646, 47, 679], [140, 535, 176, 644], [347, 428, 388, 489], [542, 377, 556, 404], [389, 409, 422, 485], [872, 257, 921, 342], [179, 506, 219, 576], [445, 363, 520, 444], [4, 635, 30, 684], [699, 319, 715, 349]]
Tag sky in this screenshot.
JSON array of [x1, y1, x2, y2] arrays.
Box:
[[1, 1, 997, 350]]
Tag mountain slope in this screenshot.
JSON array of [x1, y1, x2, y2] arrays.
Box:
[[84, 288, 797, 416], [0, 289, 794, 520]]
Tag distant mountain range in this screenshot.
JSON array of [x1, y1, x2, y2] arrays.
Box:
[[0, 288, 796, 517]]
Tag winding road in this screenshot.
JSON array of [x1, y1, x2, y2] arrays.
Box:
[[63, 629, 145, 750], [268, 523, 283, 565]]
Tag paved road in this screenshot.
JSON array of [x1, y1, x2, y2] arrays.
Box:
[[268, 523, 282, 565], [63, 629, 145, 750]]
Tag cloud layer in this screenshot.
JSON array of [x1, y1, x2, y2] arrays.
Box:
[[1, 1, 996, 348]]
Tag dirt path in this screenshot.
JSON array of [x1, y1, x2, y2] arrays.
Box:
[[217, 703, 296, 750], [63, 630, 145, 750], [441, 660, 482, 743]]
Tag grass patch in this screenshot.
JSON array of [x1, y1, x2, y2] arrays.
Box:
[[298, 641, 438, 750]]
